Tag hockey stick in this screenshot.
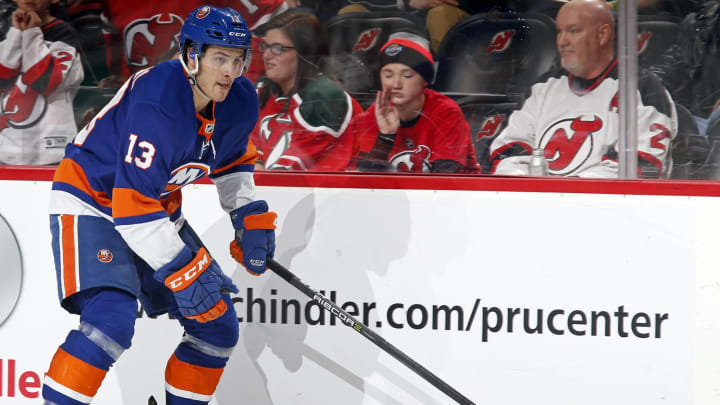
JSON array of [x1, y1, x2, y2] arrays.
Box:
[[266, 258, 477, 405]]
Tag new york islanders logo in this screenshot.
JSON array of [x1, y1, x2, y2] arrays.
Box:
[[476, 114, 506, 140], [353, 28, 382, 52], [390, 145, 432, 172], [538, 115, 603, 176], [97, 249, 113, 263], [637, 31, 653, 54], [125, 14, 184, 70], [161, 163, 211, 196], [196, 6, 211, 19], [487, 30, 516, 54]]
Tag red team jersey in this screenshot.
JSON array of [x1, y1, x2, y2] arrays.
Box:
[[349, 88, 479, 172], [251, 76, 363, 171], [71, 0, 286, 79]]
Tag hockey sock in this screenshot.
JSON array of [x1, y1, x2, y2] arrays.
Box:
[[43, 288, 137, 404], [165, 297, 238, 404]]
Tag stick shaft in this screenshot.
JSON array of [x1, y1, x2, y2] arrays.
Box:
[[266, 258, 476, 405]]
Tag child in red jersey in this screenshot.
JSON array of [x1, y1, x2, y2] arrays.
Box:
[[348, 32, 479, 173]]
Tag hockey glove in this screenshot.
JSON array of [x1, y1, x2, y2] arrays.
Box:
[[229, 200, 277, 276], [154, 247, 238, 323]]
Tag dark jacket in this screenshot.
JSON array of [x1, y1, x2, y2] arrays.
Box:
[[650, 1, 720, 118]]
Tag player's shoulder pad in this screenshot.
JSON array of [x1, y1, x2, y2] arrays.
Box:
[[637, 67, 674, 117], [128, 60, 191, 111], [296, 76, 351, 132]]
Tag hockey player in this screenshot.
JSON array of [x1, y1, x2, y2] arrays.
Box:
[[251, 10, 363, 171], [489, 0, 677, 178], [0, 0, 84, 165], [42, 6, 276, 404], [348, 32, 479, 173]]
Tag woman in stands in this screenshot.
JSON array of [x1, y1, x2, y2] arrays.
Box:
[[347, 32, 479, 173], [251, 10, 363, 171]]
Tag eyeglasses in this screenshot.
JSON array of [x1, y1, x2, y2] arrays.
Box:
[[258, 41, 296, 55]]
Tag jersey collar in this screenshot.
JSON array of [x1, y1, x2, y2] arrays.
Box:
[[196, 102, 216, 141], [568, 58, 618, 96]]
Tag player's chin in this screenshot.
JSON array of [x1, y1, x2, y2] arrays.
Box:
[[212, 86, 231, 102]]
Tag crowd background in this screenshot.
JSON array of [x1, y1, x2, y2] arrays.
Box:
[[0, 0, 719, 179]]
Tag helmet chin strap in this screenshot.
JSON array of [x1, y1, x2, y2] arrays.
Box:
[[179, 52, 212, 101]]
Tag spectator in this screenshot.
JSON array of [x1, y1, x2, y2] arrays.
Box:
[[489, 0, 677, 178], [0, 0, 84, 165], [650, 0, 720, 135], [66, 0, 291, 87], [348, 32, 479, 173], [251, 10, 363, 170]]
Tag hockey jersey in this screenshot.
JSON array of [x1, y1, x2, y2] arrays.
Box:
[[0, 22, 84, 165], [251, 76, 362, 171], [50, 59, 259, 271], [69, 0, 286, 78], [489, 59, 677, 178], [349, 88, 479, 173]]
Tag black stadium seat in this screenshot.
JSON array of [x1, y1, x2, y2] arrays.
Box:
[[637, 15, 681, 72], [433, 12, 558, 95], [670, 103, 710, 179], [699, 112, 720, 179], [324, 11, 420, 92], [456, 94, 522, 173]]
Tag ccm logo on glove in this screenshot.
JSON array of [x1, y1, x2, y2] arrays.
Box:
[[164, 248, 211, 291]]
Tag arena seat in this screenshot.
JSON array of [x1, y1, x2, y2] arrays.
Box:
[[325, 11, 420, 92], [433, 12, 558, 95], [637, 15, 681, 72], [456, 94, 522, 173], [670, 103, 710, 179], [699, 112, 720, 179]]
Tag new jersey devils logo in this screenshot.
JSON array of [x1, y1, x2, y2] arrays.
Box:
[[390, 145, 432, 172], [539, 115, 603, 175], [353, 28, 382, 52], [476, 114, 506, 140], [487, 30, 516, 54], [125, 13, 184, 70], [0, 83, 47, 131], [637, 31, 653, 54]]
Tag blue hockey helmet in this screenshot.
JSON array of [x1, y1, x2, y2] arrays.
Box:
[[179, 6, 252, 58]]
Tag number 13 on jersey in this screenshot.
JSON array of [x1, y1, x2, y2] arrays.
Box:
[[124, 134, 156, 169]]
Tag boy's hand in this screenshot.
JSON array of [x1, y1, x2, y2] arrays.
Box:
[[12, 9, 28, 30], [25, 11, 42, 29]]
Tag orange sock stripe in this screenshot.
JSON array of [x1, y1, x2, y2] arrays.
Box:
[[165, 353, 224, 396], [244, 211, 277, 230], [46, 348, 107, 397], [60, 215, 78, 297]]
